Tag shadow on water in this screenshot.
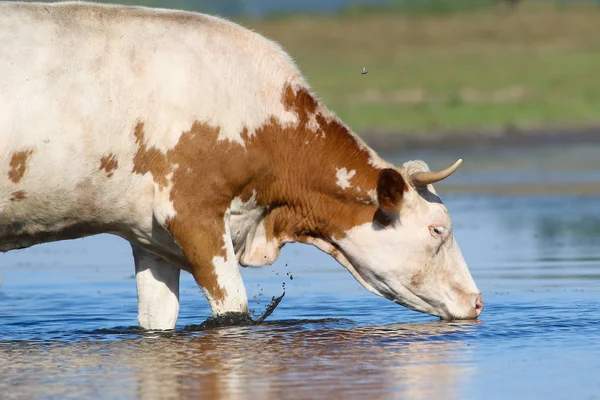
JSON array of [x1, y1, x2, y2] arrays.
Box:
[[0, 319, 481, 399]]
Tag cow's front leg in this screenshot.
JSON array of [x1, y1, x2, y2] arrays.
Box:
[[132, 245, 181, 330], [167, 213, 249, 325]]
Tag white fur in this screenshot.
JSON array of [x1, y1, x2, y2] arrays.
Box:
[[133, 246, 181, 330], [206, 213, 248, 315], [367, 189, 378, 203], [335, 168, 356, 190]]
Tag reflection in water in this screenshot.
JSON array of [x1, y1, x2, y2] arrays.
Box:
[[0, 321, 476, 400]]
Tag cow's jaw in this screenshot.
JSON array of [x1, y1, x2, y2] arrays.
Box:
[[303, 235, 444, 318]]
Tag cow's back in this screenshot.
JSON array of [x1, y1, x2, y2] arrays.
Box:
[[0, 1, 305, 251]]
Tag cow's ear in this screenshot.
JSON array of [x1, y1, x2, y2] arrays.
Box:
[[377, 168, 406, 213]]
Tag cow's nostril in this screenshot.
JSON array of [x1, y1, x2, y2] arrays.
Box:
[[475, 293, 484, 317]]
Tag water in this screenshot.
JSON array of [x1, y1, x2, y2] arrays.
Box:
[[1, 142, 599, 399]]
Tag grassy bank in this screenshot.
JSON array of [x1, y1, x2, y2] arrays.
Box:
[[241, 3, 600, 137]]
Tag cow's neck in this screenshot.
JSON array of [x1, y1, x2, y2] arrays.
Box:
[[264, 128, 383, 240], [234, 85, 389, 265]]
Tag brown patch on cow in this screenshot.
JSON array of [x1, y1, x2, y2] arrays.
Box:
[[284, 85, 317, 123], [8, 150, 33, 183], [165, 122, 228, 303], [132, 123, 171, 189], [133, 122, 226, 302], [132, 83, 385, 305], [99, 153, 118, 178], [10, 191, 26, 201]]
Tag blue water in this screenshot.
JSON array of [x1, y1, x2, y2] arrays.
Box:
[[1, 162, 600, 399]]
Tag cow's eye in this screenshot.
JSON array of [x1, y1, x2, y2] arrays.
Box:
[[429, 225, 445, 237]]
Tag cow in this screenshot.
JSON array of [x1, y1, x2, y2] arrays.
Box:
[[0, 1, 483, 330]]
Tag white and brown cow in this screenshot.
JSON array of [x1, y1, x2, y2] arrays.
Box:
[[0, 2, 483, 330]]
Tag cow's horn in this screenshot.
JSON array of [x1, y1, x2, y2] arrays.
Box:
[[411, 159, 463, 186]]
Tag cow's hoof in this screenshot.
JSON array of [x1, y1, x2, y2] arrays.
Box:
[[183, 292, 286, 331], [184, 312, 253, 331]]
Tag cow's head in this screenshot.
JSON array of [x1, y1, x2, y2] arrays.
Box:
[[332, 159, 483, 320]]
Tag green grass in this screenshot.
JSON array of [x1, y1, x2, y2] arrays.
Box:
[[344, 0, 498, 16], [241, 3, 600, 135]]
